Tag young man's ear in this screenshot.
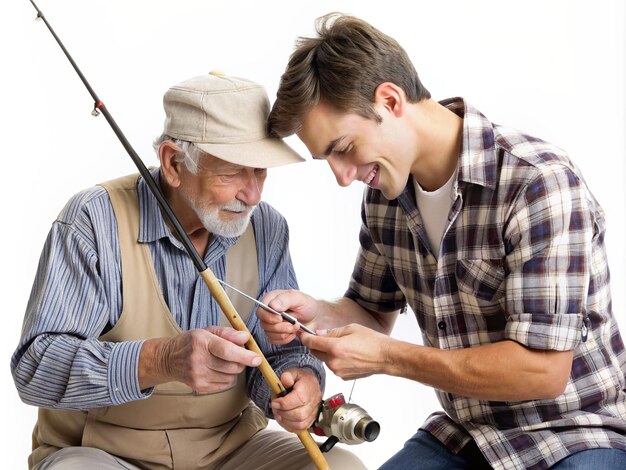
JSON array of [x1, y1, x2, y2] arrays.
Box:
[[159, 140, 183, 188], [374, 82, 406, 117]]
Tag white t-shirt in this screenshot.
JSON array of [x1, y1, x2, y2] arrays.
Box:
[[414, 166, 458, 258]]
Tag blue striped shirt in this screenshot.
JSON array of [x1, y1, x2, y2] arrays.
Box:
[[11, 169, 324, 416]]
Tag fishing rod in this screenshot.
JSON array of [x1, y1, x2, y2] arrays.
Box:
[[28, 1, 328, 468]]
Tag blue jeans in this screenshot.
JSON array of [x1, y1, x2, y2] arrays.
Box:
[[378, 430, 626, 469]]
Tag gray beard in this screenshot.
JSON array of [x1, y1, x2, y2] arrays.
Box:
[[197, 201, 255, 238], [184, 191, 256, 238]]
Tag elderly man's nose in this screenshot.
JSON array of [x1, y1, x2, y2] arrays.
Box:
[[238, 170, 262, 204]]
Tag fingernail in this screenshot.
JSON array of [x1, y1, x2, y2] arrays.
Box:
[[251, 356, 261, 366]]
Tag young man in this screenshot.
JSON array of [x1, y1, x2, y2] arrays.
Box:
[[11, 72, 365, 469], [259, 13, 626, 469]]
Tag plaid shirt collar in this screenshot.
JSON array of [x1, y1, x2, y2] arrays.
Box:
[[397, 97, 498, 223], [440, 97, 498, 191]]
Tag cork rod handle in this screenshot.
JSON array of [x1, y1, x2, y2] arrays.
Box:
[[200, 269, 330, 470]]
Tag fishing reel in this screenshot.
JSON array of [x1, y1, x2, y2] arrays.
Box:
[[312, 393, 380, 452]]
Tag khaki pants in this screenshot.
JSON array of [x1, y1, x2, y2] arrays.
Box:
[[34, 429, 368, 470]]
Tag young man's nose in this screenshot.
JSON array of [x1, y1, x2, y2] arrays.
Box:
[[328, 156, 357, 187]]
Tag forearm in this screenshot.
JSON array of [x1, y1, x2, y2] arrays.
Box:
[[11, 214, 148, 408], [12, 334, 147, 409], [138, 337, 171, 389], [385, 339, 572, 401], [318, 297, 398, 334]]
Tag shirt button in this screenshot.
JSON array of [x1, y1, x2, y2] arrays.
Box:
[[581, 317, 590, 342], [438, 321, 446, 330]]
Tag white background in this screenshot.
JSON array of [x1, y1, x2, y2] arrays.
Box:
[[2, 1, 625, 468]]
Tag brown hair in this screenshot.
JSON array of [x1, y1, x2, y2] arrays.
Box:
[[268, 12, 431, 137]]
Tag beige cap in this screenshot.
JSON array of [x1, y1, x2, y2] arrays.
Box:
[[163, 72, 304, 168]]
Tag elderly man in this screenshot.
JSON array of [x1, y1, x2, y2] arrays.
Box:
[[11, 72, 365, 469]]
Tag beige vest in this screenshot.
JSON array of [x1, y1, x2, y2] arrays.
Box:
[[29, 174, 267, 469]]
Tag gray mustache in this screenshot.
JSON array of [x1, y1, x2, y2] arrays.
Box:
[[221, 201, 254, 212]]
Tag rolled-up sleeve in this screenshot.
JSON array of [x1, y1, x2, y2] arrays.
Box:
[[503, 164, 594, 350]]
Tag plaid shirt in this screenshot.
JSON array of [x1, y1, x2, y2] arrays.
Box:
[[346, 98, 626, 469]]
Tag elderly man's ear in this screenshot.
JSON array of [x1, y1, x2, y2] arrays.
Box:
[[159, 141, 183, 188]]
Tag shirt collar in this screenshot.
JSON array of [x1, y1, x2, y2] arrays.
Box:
[[137, 168, 172, 244], [396, 97, 498, 210], [439, 97, 498, 191]]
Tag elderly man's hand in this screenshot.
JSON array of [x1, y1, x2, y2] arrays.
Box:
[[271, 368, 322, 432], [139, 327, 261, 392]]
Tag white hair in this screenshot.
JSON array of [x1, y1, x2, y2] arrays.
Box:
[[152, 133, 205, 174]]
